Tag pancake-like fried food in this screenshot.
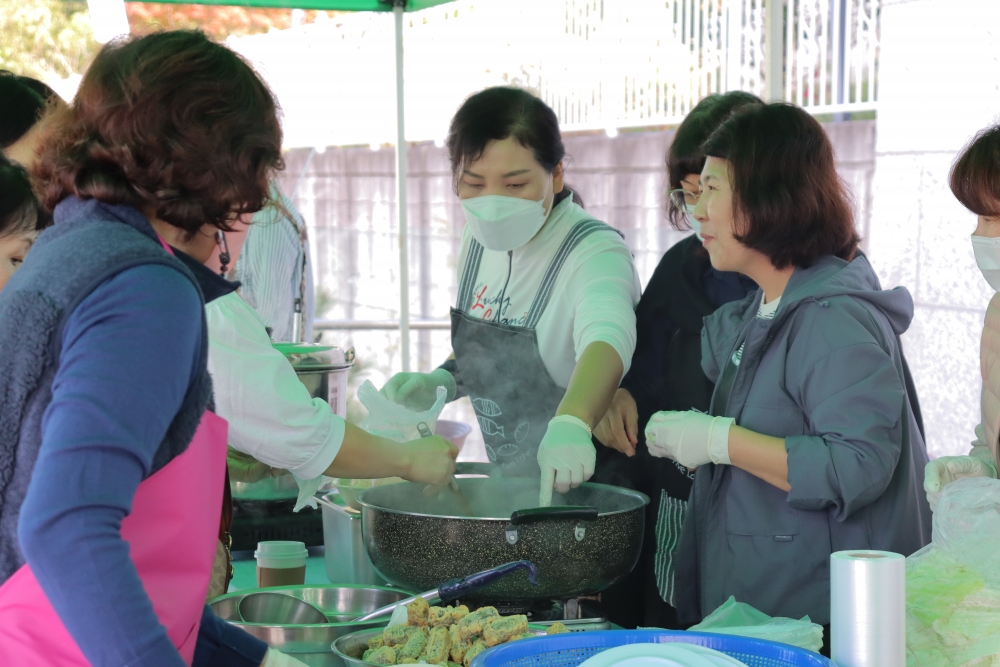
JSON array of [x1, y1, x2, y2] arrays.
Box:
[[367, 646, 397, 666], [429, 604, 472, 628], [462, 639, 488, 667], [397, 629, 429, 661], [398, 659, 418, 665], [512, 632, 537, 641], [368, 634, 386, 650], [425, 626, 451, 664], [546, 622, 570, 635], [407, 597, 430, 627], [449, 625, 473, 663], [383, 625, 420, 647], [456, 606, 500, 640], [362, 649, 375, 662], [483, 615, 529, 647]]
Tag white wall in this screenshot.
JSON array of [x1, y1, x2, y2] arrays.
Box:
[[869, 0, 1000, 458]]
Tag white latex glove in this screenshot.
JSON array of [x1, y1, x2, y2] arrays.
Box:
[[380, 368, 456, 411], [537, 415, 597, 507], [645, 410, 734, 468], [925, 456, 997, 512], [261, 648, 311, 667]]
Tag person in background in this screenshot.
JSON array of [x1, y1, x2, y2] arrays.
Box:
[[0, 70, 63, 167], [0, 154, 50, 293], [233, 182, 315, 342], [924, 124, 1000, 505], [653, 104, 929, 647], [167, 220, 458, 597], [589, 92, 762, 630], [380, 87, 641, 506], [0, 30, 305, 667]]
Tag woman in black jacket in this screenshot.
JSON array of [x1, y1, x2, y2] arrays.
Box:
[[591, 91, 762, 629]]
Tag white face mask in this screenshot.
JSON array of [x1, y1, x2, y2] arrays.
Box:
[[685, 203, 702, 239], [973, 235, 1000, 291], [462, 183, 551, 252]]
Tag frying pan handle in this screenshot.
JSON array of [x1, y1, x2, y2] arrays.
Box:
[[437, 560, 539, 603], [509, 506, 599, 525]]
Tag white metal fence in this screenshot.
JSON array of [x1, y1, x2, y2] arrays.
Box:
[[231, 0, 880, 149], [541, 0, 881, 134]]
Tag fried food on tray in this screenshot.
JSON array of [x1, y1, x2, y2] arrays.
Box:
[[368, 634, 386, 650], [449, 624, 472, 663], [425, 626, 451, 664], [483, 615, 528, 647], [546, 622, 570, 635], [462, 639, 488, 667], [367, 646, 397, 666], [407, 597, 430, 627], [512, 632, 536, 641], [428, 604, 470, 627], [383, 624, 420, 646], [397, 629, 429, 661], [456, 606, 500, 640]]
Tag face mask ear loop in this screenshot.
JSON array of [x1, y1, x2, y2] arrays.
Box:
[[217, 230, 231, 277]]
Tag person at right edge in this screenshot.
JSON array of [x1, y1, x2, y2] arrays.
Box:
[[924, 124, 1000, 506], [651, 103, 931, 654], [0, 31, 307, 667]]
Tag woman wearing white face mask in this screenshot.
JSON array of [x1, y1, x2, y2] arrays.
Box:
[[924, 124, 1000, 506], [381, 87, 641, 505]]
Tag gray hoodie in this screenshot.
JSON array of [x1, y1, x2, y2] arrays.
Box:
[[673, 254, 932, 625]]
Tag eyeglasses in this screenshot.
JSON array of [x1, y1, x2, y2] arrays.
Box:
[[667, 188, 700, 210]]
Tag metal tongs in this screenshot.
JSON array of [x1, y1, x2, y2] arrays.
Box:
[[353, 560, 539, 623], [417, 421, 474, 516]]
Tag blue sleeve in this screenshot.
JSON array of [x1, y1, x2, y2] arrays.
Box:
[[17, 264, 203, 667], [194, 606, 268, 667]]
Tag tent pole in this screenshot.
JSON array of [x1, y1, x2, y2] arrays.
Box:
[[393, 2, 411, 372]]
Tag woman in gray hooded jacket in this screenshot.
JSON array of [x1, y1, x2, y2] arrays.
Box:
[[646, 103, 932, 636]]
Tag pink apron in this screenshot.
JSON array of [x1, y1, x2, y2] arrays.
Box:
[[0, 237, 228, 666]]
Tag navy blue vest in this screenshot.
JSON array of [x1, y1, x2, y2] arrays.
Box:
[[0, 198, 212, 582]]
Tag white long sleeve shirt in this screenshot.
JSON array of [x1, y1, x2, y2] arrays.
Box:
[[454, 194, 641, 387], [234, 184, 315, 343], [206, 291, 344, 480]]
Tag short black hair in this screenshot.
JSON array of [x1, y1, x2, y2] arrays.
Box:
[[703, 103, 859, 269], [951, 123, 1000, 217], [0, 71, 58, 149], [665, 91, 763, 230], [0, 153, 49, 237], [446, 87, 583, 206]]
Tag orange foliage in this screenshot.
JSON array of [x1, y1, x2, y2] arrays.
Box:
[[125, 3, 343, 41]]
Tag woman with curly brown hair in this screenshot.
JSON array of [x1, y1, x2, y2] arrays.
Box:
[[0, 31, 305, 667]]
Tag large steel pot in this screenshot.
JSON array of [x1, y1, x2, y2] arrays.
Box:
[[358, 477, 648, 601], [210, 585, 411, 666]]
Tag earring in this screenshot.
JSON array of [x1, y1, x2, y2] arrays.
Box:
[[217, 230, 231, 276]]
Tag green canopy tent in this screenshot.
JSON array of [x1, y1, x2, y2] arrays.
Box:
[[151, 0, 456, 371]]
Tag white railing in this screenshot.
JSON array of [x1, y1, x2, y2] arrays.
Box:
[[231, 0, 880, 150], [540, 0, 880, 134]]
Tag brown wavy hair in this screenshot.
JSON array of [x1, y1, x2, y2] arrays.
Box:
[[702, 103, 859, 269], [32, 30, 283, 234]]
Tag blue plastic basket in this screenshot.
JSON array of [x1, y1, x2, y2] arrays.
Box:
[[470, 630, 833, 667]]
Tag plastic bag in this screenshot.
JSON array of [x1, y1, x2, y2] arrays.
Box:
[[907, 477, 1000, 667], [357, 379, 448, 443], [688, 596, 824, 652]]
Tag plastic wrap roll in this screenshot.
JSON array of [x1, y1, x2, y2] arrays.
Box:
[[830, 550, 905, 667]]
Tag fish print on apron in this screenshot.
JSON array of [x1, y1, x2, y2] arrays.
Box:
[[0, 237, 229, 666], [451, 219, 614, 477]]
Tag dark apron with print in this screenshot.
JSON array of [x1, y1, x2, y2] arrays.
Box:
[[451, 220, 614, 477]]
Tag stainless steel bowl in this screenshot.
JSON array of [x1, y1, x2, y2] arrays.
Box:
[[231, 473, 300, 501], [210, 585, 412, 666]]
